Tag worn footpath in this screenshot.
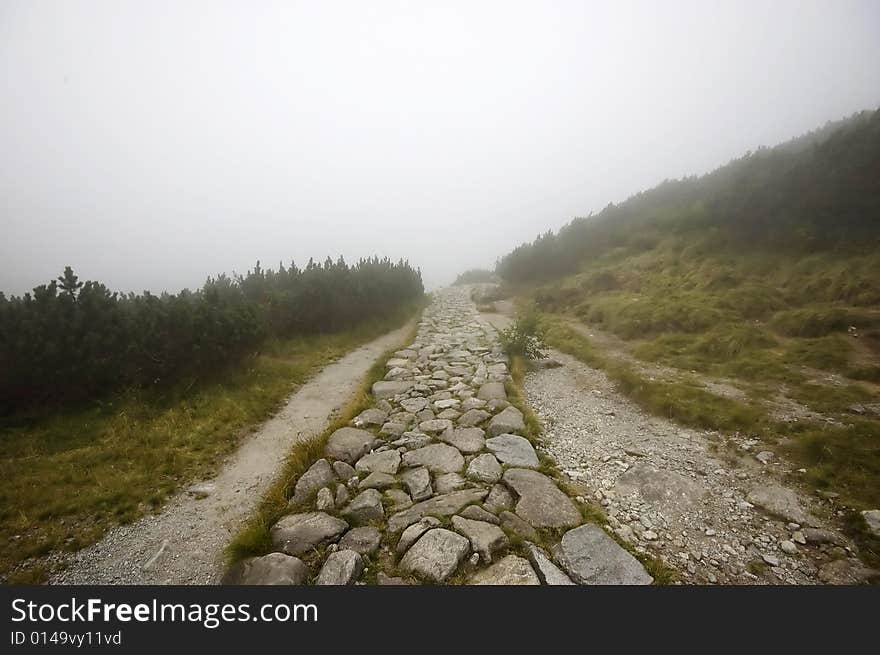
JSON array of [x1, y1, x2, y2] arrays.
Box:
[[227, 287, 651, 585]]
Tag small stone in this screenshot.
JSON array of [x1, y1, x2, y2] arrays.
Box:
[[438, 427, 486, 453], [486, 406, 526, 437], [746, 484, 815, 526], [780, 540, 798, 555], [338, 526, 382, 556], [552, 524, 653, 585], [499, 511, 538, 541], [355, 450, 401, 475], [397, 517, 442, 554], [755, 451, 774, 464], [418, 419, 454, 434], [359, 472, 397, 490], [466, 453, 503, 484], [762, 553, 780, 567], [316, 550, 363, 585], [402, 443, 464, 474], [335, 485, 350, 507], [372, 380, 414, 400], [862, 509, 880, 538], [352, 407, 388, 428], [524, 543, 574, 585], [224, 553, 309, 585], [388, 488, 489, 532], [341, 489, 385, 526], [400, 397, 429, 413], [502, 468, 582, 529], [792, 530, 807, 545], [379, 422, 407, 438], [315, 487, 335, 511], [469, 555, 540, 585], [452, 516, 509, 563], [325, 428, 379, 464], [399, 528, 471, 582], [459, 505, 500, 524], [332, 461, 356, 480], [434, 472, 466, 494], [486, 434, 539, 467], [484, 483, 514, 513], [458, 409, 492, 427], [291, 459, 336, 505], [401, 467, 433, 501], [384, 488, 413, 511], [477, 382, 507, 402], [270, 512, 348, 556]]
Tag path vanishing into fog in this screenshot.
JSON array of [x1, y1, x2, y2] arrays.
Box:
[[51, 322, 414, 585]]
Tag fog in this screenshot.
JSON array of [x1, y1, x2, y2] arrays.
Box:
[[2, 0, 879, 294]]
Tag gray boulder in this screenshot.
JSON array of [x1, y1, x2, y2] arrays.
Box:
[[452, 515, 509, 563], [388, 488, 489, 532], [325, 428, 378, 464], [458, 409, 492, 427], [396, 516, 441, 554], [290, 459, 336, 505], [352, 407, 387, 428], [372, 380, 414, 400], [747, 484, 816, 526], [468, 555, 540, 585], [399, 528, 471, 582], [355, 450, 401, 475], [486, 434, 539, 467], [499, 510, 538, 541], [477, 382, 507, 402], [270, 512, 348, 556], [458, 505, 500, 525], [438, 427, 486, 453], [487, 407, 526, 437], [401, 466, 433, 502], [224, 552, 309, 585], [551, 524, 653, 585], [341, 489, 385, 526], [861, 509, 880, 538], [466, 453, 503, 484], [338, 526, 382, 556], [316, 550, 363, 585], [401, 443, 464, 474], [502, 468, 582, 529], [524, 543, 574, 585]]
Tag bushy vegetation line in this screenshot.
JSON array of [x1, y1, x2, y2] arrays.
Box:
[[497, 109, 880, 284], [452, 268, 497, 285], [0, 257, 423, 414], [1, 302, 424, 584]]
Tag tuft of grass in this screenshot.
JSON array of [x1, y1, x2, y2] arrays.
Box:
[[0, 301, 423, 584]]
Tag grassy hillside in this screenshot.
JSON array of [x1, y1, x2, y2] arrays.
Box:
[[495, 110, 880, 535]]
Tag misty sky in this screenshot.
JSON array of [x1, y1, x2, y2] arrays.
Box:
[[2, 1, 879, 294]]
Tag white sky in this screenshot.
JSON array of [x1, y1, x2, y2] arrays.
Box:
[[2, 0, 879, 294]]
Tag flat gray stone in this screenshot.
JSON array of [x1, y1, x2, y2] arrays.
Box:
[[396, 517, 441, 554], [502, 468, 582, 529], [352, 407, 387, 428], [224, 552, 309, 585], [391, 431, 433, 449], [338, 526, 382, 556], [486, 434, 539, 467], [388, 488, 489, 532], [747, 484, 816, 526], [458, 505, 500, 524], [325, 427, 378, 464], [291, 459, 336, 505], [477, 382, 507, 402], [487, 406, 526, 437], [484, 483, 514, 512], [379, 422, 407, 438], [341, 489, 385, 526], [315, 487, 334, 511], [355, 450, 401, 475], [433, 472, 466, 494], [552, 524, 653, 585], [615, 463, 707, 518], [316, 550, 363, 585], [270, 512, 348, 556], [399, 528, 471, 583], [524, 543, 574, 585], [400, 397, 429, 413], [384, 488, 413, 511], [499, 510, 538, 541], [438, 427, 485, 453], [401, 467, 433, 502], [418, 418, 454, 434], [460, 397, 487, 411], [452, 516, 509, 563], [469, 555, 540, 585], [372, 380, 414, 400], [359, 472, 397, 490], [467, 453, 503, 484], [458, 409, 491, 427], [332, 461, 356, 480], [401, 443, 464, 474]]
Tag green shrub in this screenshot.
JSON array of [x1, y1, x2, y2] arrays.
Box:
[[499, 309, 547, 359]]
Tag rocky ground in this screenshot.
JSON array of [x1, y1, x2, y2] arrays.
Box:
[[226, 287, 652, 585], [522, 347, 878, 585]]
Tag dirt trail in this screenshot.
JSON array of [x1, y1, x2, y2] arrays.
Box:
[[51, 322, 414, 585]]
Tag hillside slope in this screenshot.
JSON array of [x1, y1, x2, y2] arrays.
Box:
[[494, 110, 880, 539]]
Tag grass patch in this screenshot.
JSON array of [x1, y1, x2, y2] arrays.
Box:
[[0, 301, 423, 583]]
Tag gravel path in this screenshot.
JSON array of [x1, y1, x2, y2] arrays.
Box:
[[522, 349, 874, 584], [50, 322, 414, 585]]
